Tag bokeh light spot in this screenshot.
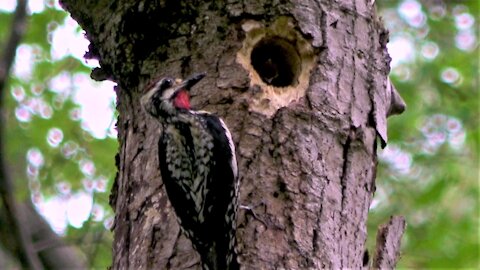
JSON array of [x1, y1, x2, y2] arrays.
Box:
[[48, 72, 72, 94], [0, 0, 15, 12], [103, 217, 114, 230], [455, 31, 476, 52], [39, 103, 53, 119], [31, 84, 44, 96], [92, 204, 105, 222], [61, 141, 78, 159], [15, 105, 32, 122], [440, 68, 461, 84], [420, 42, 439, 60], [79, 159, 96, 177], [56, 181, 71, 195], [11, 86, 26, 102], [398, 0, 426, 28], [379, 145, 413, 175], [82, 178, 95, 192], [26, 164, 39, 179], [67, 192, 93, 228], [94, 177, 108, 193], [13, 45, 35, 81], [419, 114, 466, 153], [69, 108, 81, 121], [28, 0, 45, 14], [428, 5, 446, 20], [47, 128, 64, 147], [455, 13, 475, 30], [388, 35, 415, 68], [27, 148, 44, 168]]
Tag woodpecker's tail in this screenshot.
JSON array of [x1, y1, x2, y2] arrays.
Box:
[[201, 242, 239, 270]]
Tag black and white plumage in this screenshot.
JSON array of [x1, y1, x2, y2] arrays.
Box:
[[141, 73, 239, 270]]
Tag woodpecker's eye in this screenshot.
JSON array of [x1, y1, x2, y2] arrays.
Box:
[[160, 78, 173, 91]]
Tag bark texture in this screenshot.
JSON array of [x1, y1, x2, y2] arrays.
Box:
[[372, 216, 406, 269], [60, 0, 405, 269]]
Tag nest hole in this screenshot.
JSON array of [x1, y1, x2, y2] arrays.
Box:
[[250, 37, 301, 87]]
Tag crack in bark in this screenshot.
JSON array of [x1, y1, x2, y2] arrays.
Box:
[[114, 117, 132, 269], [316, 2, 327, 48], [340, 134, 351, 211], [350, 0, 359, 128], [339, 132, 352, 269], [335, 55, 346, 101], [365, 11, 378, 132]]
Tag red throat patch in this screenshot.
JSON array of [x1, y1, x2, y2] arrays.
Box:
[[173, 90, 191, 109]]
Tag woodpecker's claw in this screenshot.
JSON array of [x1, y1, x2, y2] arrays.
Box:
[[240, 202, 268, 226]]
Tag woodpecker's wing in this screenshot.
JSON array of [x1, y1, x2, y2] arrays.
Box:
[[200, 113, 238, 222], [157, 114, 239, 270], [202, 113, 238, 183], [200, 113, 239, 269], [157, 123, 208, 246]]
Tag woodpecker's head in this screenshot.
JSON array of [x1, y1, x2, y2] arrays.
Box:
[[141, 72, 206, 118]]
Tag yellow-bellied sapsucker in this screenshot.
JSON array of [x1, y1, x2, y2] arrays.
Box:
[[141, 73, 239, 270]]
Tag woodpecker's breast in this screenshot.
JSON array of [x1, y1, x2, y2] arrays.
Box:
[[163, 115, 214, 223]]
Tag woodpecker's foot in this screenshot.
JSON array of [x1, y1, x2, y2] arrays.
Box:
[[240, 201, 268, 226]]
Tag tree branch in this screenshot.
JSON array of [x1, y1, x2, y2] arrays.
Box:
[[0, 1, 44, 269], [372, 216, 406, 269]]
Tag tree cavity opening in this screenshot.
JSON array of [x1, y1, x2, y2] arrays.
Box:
[[250, 37, 301, 87]]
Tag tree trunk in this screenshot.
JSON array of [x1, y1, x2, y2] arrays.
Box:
[[60, 0, 406, 269]]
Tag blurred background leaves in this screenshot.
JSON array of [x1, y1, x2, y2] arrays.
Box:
[[371, 0, 479, 268], [1, 0, 116, 268], [0, 0, 478, 268]]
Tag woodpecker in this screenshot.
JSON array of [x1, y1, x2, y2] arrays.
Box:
[[141, 73, 239, 270]]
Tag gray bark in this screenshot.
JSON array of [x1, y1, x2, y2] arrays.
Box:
[[60, 0, 405, 269], [372, 216, 406, 269]]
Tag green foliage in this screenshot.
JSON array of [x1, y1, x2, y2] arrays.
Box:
[[24, 8, 67, 49], [1, 4, 116, 269], [369, 0, 479, 268]]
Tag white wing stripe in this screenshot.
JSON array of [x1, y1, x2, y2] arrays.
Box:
[[218, 118, 238, 180]]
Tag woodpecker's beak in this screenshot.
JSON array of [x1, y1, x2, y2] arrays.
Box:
[[175, 72, 206, 92]]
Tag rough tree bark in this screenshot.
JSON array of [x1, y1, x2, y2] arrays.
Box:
[[60, 0, 406, 269]]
